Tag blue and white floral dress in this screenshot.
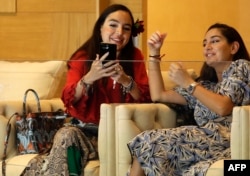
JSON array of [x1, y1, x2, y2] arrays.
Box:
[[127, 59, 250, 176]]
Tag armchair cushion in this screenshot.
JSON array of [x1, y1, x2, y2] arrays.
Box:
[[231, 106, 250, 159], [0, 61, 66, 101]]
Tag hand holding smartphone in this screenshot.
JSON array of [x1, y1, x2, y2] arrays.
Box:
[[99, 43, 117, 65]]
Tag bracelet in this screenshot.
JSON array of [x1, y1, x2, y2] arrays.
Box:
[[149, 54, 165, 60], [122, 76, 134, 94], [80, 78, 93, 96]]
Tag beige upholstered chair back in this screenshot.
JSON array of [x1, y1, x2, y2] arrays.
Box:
[[231, 106, 250, 159]]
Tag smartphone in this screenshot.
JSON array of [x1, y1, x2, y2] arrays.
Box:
[[99, 43, 117, 64]]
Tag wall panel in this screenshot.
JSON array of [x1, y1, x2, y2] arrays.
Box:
[[0, 13, 52, 60], [51, 13, 96, 60], [145, 0, 250, 72], [17, 0, 96, 12], [0, 0, 97, 61], [110, 0, 142, 13], [0, 0, 16, 13], [0, 0, 143, 61]]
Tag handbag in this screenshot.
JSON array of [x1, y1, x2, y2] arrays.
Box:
[[15, 88, 68, 154]]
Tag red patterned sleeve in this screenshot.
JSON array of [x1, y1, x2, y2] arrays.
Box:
[[61, 51, 90, 120]]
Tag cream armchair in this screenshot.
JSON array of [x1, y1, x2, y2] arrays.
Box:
[[99, 103, 176, 176], [0, 61, 99, 176], [99, 103, 250, 176], [0, 99, 100, 176]]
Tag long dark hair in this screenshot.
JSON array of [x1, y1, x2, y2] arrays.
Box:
[[70, 4, 136, 77], [198, 23, 250, 82]]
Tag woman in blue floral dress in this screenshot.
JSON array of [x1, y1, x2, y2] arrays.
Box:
[[127, 23, 250, 176]]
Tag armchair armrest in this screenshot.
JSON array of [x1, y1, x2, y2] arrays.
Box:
[[206, 105, 250, 176], [99, 103, 118, 176], [231, 105, 250, 159]]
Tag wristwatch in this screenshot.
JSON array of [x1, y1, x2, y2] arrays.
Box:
[[186, 82, 199, 94]]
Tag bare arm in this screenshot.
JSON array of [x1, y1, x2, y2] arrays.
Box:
[[148, 59, 186, 104], [147, 32, 187, 104], [167, 60, 234, 116], [192, 85, 234, 116], [147, 31, 234, 116]]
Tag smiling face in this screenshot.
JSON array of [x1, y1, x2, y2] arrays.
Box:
[[202, 28, 239, 68], [100, 10, 132, 54]]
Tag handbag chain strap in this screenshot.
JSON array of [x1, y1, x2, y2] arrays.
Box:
[[2, 112, 18, 176]]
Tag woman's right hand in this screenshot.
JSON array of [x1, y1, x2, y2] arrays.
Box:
[[83, 53, 119, 84], [147, 31, 167, 56]]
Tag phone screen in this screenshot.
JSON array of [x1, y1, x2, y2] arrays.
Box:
[[99, 43, 117, 64]]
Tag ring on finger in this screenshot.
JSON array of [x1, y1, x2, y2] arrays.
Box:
[[115, 66, 121, 71], [118, 65, 123, 71]]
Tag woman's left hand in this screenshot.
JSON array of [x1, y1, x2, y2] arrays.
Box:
[[168, 62, 194, 88]]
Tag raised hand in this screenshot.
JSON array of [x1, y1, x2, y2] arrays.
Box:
[[84, 53, 119, 84], [147, 31, 167, 56]]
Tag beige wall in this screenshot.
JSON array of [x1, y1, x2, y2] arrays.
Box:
[[0, 0, 16, 13], [2, 0, 249, 73], [145, 0, 250, 72], [0, 0, 143, 61], [0, 0, 97, 61]]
